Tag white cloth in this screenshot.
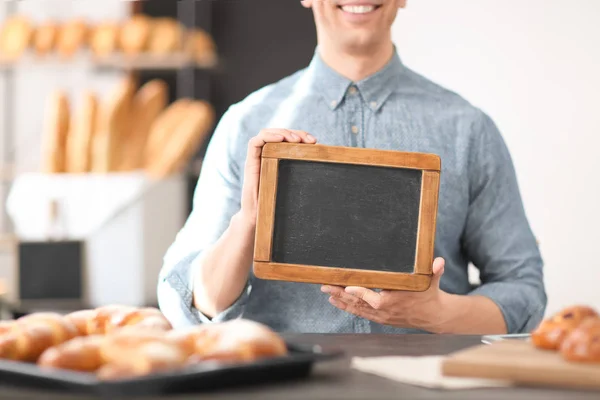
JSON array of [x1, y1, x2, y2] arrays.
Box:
[[351, 356, 512, 390]]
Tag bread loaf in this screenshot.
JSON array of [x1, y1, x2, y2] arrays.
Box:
[[0, 16, 33, 60], [560, 317, 600, 363], [92, 77, 136, 173], [118, 79, 168, 171], [32, 22, 59, 57], [144, 98, 193, 165], [42, 90, 70, 174], [185, 28, 217, 66], [38, 335, 105, 372], [146, 100, 215, 178], [119, 15, 152, 55], [147, 18, 183, 54], [90, 23, 120, 57], [56, 19, 89, 59], [531, 305, 599, 350], [66, 91, 98, 173]]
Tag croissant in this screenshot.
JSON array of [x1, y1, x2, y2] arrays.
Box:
[[0, 313, 79, 362], [38, 335, 105, 372]]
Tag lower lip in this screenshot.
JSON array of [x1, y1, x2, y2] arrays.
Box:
[[338, 7, 380, 22]]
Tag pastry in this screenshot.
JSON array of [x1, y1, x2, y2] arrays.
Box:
[[42, 90, 70, 174], [144, 98, 193, 165], [66, 91, 98, 173], [146, 100, 215, 178], [560, 317, 600, 363], [119, 15, 152, 55], [89, 22, 120, 57], [185, 28, 217, 66], [0, 15, 33, 60], [56, 19, 89, 59], [32, 22, 59, 57], [118, 79, 168, 171], [38, 335, 105, 372], [65, 305, 171, 336], [147, 18, 183, 54], [531, 305, 599, 350], [0, 313, 79, 362]]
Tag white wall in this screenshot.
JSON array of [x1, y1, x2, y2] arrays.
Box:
[[393, 0, 600, 316]]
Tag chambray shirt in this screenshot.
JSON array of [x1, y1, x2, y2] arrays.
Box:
[[157, 49, 547, 334]]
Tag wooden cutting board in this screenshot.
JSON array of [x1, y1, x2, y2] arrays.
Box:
[[441, 340, 600, 390]]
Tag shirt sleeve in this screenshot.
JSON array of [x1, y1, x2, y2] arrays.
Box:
[[156, 104, 251, 328], [463, 110, 547, 334]]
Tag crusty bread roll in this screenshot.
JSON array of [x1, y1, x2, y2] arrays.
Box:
[[56, 19, 89, 59], [147, 18, 183, 54], [32, 22, 59, 57], [146, 100, 215, 178], [65, 305, 171, 336], [66, 91, 98, 173], [38, 335, 105, 372], [531, 305, 599, 351], [0, 15, 34, 60], [89, 22, 120, 57], [185, 28, 217, 66], [92, 77, 136, 173], [119, 15, 152, 55], [559, 317, 600, 363], [118, 79, 168, 171], [42, 90, 70, 174]]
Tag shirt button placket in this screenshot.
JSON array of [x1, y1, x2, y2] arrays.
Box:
[[347, 85, 360, 147]]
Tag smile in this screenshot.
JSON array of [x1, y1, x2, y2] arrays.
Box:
[[338, 4, 382, 14]]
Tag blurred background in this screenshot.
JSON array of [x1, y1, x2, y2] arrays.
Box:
[[0, 0, 598, 320]]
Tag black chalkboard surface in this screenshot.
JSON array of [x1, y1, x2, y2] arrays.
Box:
[[254, 143, 441, 292], [272, 160, 422, 273]]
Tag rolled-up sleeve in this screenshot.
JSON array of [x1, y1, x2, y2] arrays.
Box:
[[157, 104, 251, 328], [463, 111, 547, 334]]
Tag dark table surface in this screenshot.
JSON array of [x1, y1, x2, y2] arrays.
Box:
[[0, 334, 598, 400]]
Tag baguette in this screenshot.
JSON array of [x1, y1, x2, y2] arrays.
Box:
[[89, 22, 120, 57], [146, 100, 215, 179], [56, 19, 89, 59], [119, 79, 168, 171], [32, 22, 59, 57], [42, 90, 70, 174], [119, 15, 152, 55], [66, 91, 98, 173], [0, 15, 33, 60], [92, 77, 136, 173], [147, 18, 183, 54], [144, 98, 194, 165]]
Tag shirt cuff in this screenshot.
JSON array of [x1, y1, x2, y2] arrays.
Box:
[[468, 281, 546, 334]]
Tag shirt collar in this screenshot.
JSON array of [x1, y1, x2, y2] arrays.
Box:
[[308, 47, 405, 112]]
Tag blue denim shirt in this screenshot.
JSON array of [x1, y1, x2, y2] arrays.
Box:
[[157, 49, 547, 334]]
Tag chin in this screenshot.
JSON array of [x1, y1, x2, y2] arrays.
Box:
[[338, 31, 381, 54]]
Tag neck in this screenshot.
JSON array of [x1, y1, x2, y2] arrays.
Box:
[[318, 40, 395, 82]]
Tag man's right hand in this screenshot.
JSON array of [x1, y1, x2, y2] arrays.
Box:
[[239, 129, 316, 226]]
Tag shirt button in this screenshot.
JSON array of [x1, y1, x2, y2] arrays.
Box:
[[330, 100, 337, 107], [351, 125, 359, 134], [348, 86, 357, 95], [370, 101, 377, 109]]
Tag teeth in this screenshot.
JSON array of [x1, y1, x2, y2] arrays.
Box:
[[341, 5, 375, 14]]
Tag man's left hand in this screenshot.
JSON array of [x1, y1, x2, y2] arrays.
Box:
[[321, 257, 451, 333]]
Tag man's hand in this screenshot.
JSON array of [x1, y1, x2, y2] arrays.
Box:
[[240, 128, 316, 225], [322, 257, 508, 334]]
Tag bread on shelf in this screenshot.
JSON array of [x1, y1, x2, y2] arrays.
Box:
[[66, 91, 99, 173], [0, 15, 34, 61], [56, 18, 89, 59], [185, 28, 217, 67], [119, 15, 152, 56], [147, 18, 184, 55], [32, 22, 59, 57], [41, 90, 70, 174], [89, 22, 121, 58]]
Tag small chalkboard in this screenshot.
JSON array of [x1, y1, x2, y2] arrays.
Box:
[[253, 143, 441, 291]]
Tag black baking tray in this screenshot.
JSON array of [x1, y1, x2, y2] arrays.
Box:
[[0, 343, 342, 397]]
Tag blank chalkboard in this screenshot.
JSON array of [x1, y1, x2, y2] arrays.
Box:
[[272, 160, 422, 273], [253, 143, 441, 292]]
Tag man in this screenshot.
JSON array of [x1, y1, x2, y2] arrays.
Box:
[[157, 0, 546, 334]]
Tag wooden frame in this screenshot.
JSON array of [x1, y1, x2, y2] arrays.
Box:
[[253, 143, 441, 292]]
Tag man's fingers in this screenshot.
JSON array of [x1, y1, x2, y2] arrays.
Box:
[[431, 257, 445, 288], [344, 287, 383, 309], [287, 129, 317, 143], [322, 285, 366, 307], [329, 297, 384, 323]]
